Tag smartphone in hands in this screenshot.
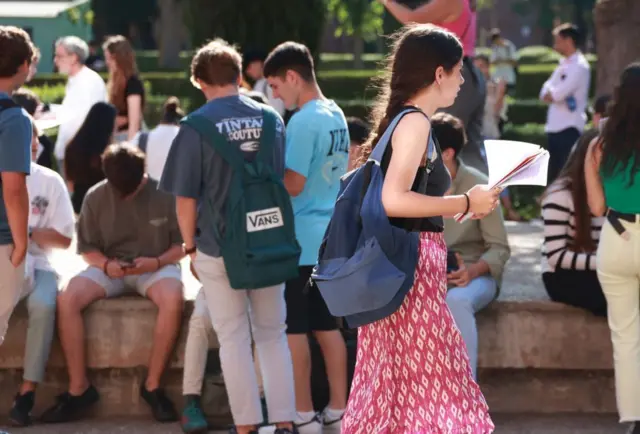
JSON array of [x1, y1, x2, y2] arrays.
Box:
[[120, 259, 136, 269], [446, 250, 459, 273]]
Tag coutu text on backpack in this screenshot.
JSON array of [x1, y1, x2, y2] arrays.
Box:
[[181, 108, 301, 289]]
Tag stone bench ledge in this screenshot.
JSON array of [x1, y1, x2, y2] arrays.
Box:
[[0, 296, 613, 372], [0, 296, 213, 370], [478, 300, 612, 370]]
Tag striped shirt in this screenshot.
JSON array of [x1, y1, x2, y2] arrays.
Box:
[[541, 183, 604, 273]]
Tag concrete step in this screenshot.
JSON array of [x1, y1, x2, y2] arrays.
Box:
[[0, 414, 626, 434]]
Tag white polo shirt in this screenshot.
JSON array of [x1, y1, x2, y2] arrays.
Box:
[[54, 66, 108, 160], [539, 51, 591, 134]]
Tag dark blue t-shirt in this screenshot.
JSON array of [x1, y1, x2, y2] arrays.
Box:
[[0, 92, 32, 245]]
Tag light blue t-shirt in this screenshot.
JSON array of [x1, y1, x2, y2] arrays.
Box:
[[286, 99, 349, 265], [0, 93, 32, 245]]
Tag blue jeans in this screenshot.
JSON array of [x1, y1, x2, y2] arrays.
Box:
[[22, 269, 58, 382], [446, 275, 497, 379]]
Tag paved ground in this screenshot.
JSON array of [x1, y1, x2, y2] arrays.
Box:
[[47, 221, 547, 303], [499, 220, 548, 302], [0, 414, 626, 433]]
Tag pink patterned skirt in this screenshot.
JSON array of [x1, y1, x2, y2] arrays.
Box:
[[342, 232, 494, 434]]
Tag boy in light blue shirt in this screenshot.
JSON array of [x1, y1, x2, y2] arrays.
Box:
[[265, 41, 348, 434]]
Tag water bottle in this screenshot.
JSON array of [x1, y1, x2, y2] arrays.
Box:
[[566, 95, 577, 112]]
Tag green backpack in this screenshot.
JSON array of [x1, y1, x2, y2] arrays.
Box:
[[182, 109, 301, 290]]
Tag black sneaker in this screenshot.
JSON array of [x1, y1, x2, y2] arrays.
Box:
[[628, 422, 640, 434], [40, 385, 100, 423], [140, 384, 178, 422], [9, 391, 35, 426], [275, 427, 300, 434]]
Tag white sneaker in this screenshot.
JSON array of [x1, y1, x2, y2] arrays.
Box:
[[320, 408, 344, 432], [294, 412, 322, 434]]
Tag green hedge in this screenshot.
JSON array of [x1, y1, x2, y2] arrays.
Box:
[[134, 51, 386, 72], [133, 47, 596, 72], [515, 63, 596, 99], [507, 99, 547, 125], [501, 123, 547, 147], [339, 98, 549, 127], [28, 62, 596, 102], [26, 82, 194, 128]]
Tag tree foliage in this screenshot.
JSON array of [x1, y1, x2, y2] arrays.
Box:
[[511, 0, 596, 44], [326, 0, 384, 41], [182, 0, 327, 59]]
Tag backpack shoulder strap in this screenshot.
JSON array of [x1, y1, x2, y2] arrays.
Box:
[[0, 99, 19, 112], [369, 107, 426, 163], [181, 114, 245, 170], [138, 132, 149, 153], [256, 108, 277, 164]]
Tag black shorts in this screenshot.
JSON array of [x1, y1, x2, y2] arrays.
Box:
[[285, 266, 339, 334]]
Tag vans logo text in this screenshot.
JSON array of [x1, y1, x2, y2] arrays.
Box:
[[246, 207, 284, 232]]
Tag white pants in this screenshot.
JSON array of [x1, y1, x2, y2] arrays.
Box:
[[0, 245, 25, 345], [194, 251, 295, 425], [597, 218, 640, 422]]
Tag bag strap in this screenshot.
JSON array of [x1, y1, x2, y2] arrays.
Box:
[[138, 132, 149, 153], [369, 107, 431, 164], [360, 108, 435, 221], [255, 108, 277, 165], [181, 114, 246, 171], [0, 99, 19, 112]]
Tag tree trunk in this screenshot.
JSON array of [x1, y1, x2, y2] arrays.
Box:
[[353, 31, 365, 69], [594, 0, 640, 96], [157, 0, 184, 69]]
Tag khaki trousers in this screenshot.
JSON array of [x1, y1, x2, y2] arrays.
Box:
[[598, 218, 640, 422], [0, 245, 25, 345]]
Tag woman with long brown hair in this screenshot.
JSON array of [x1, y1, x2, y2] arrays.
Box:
[[341, 24, 499, 434], [585, 62, 640, 434], [103, 35, 145, 142], [541, 129, 606, 316], [64, 102, 117, 213]]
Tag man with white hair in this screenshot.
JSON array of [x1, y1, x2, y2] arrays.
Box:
[[53, 36, 107, 172]]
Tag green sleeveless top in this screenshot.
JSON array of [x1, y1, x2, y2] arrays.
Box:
[[601, 160, 640, 214]]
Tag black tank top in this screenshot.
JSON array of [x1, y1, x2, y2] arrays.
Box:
[[380, 108, 451, 233]]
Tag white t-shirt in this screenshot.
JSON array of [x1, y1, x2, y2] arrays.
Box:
[[135, 124, 180, 181], [27, 163, 76, 272]]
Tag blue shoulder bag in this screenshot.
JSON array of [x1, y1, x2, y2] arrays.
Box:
[[312, 108, 435, 328]]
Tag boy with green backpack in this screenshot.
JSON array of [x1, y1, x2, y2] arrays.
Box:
[[160, 39, 299, 434]]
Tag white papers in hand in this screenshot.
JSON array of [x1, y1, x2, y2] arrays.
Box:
[[34, 118, 63, 131], [484, 140, 549, 188], [454, 140, 549, 223]]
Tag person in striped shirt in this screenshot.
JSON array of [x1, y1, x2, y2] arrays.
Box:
[[541, 129, 606, 316]]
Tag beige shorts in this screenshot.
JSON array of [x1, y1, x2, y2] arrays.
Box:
[[78, 264, 182, 298]]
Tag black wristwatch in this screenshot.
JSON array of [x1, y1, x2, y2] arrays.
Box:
[[183, 244, 197, 255]]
